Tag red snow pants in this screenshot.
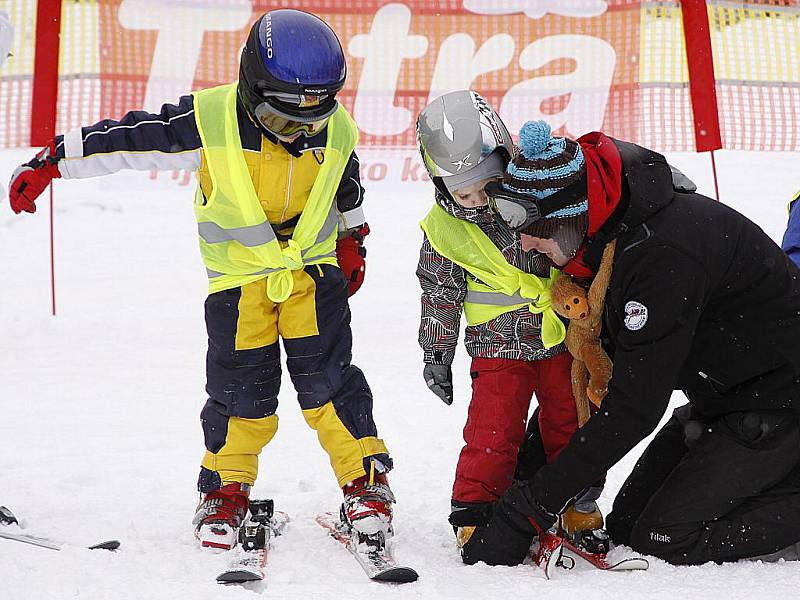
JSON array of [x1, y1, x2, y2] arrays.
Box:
[[452, 352, 579, 504]]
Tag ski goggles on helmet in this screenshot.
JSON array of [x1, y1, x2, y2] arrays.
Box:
[[250, 89, 338, 138], [484, 176, 587, 232], [254, 106, 330, 137]]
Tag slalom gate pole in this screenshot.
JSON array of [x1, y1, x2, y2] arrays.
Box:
[[681, 0, 723, 202], [50, 183, 56, 317], [30, 0, 62, 146], [710, 150, 721, 202], [32, 0, 63, 315]]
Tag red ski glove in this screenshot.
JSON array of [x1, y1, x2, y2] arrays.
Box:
[[9, 140, 61, 214], [336, 224, 369, 297]]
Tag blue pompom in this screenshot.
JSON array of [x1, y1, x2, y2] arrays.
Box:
[[518, 120, 552, 159]]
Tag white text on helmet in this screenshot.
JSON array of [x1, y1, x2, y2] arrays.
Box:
[[264, 13, 273, 59]]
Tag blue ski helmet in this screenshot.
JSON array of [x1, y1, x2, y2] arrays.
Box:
[[238, 10, 347, 139]]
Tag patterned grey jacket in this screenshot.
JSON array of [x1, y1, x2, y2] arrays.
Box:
[[417, 190, 567, 365]]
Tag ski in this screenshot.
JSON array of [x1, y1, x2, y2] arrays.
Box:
[[315, 512, 418, 583], [531, 530, 567, 579], [216, 499, 289, 585], [561, 537, 649, 571], [0, 506, 119, 552]]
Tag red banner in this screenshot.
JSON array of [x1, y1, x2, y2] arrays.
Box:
[[93, 0, 639, 147], [3, 1, 799, 153]]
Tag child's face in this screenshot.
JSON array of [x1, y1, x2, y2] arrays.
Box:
[[451, 177, 499, 208]]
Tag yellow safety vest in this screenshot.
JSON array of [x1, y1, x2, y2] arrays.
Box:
[[788, 189, 800, 214], [192, 83, 359, 301], [420, 203, 566, 349]]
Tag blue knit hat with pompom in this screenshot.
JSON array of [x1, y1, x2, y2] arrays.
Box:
[[504, 120, 586, 203], [503, 120, 588, 249]]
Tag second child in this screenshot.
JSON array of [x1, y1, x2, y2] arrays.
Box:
[[414, 91, 605, 560]]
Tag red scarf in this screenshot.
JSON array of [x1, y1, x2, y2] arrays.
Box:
[[562, 132, 623, 278]]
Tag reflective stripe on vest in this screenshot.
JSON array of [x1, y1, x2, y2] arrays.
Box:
[[420, 203, 566, 349], [192, 83, 358, 300], [464, 289, 528, 306], [198, 221, 274, 246], [198, 200, 339, 249]]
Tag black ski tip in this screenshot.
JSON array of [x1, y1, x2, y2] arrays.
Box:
[[0, 506, 18, 526], [606, 557, 649, 571], [371, 567, 419, 583], [216, 571, 262, 584], [89, 540, 120, 551]]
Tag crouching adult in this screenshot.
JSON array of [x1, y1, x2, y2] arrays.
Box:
[[460, 120, 800, 566]]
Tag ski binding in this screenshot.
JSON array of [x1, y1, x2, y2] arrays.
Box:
[[561, 536, 649, 571], [316, 511, 418, 583], [531, 530, 570, 579], [216, 499, 289, 585]]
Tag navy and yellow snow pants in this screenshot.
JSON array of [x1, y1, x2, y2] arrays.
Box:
[[197, 264, 391, 493]]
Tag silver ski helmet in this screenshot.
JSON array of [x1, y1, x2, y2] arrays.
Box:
[[416, 90, 514, 194]]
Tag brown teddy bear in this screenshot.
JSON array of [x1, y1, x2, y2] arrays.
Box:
[[550, 241, 616, 426]]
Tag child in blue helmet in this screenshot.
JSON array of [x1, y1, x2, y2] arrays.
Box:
[[8, 9, 395, 554]]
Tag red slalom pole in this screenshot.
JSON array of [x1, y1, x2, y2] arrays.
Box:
[[33, 1, 62, 315], [31, 0, 62, 146], [50, 183, 56, 316], [710, 150, 721, 202], [681, 0, 723, 202]]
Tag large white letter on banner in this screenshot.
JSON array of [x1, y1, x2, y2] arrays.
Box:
[[119, 0, 251, 113], [499, 34, 615, 137], [0, 10, 13, 69], [463, 0, 607, 19], [427, 33, 515, 103], [349, 4, 428, 136]]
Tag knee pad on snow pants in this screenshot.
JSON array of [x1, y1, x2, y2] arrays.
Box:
[[201, 340, 282, 454], [284, 265, 391, 487], [199, 288, 284, 491]]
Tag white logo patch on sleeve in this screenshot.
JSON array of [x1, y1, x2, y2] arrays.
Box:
[[624, 301, 648, 331]]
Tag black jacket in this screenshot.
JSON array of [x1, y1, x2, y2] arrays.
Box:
[[532, 139, 800, 513]]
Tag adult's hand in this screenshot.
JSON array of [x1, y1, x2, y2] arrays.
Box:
[[459, 482, 558, 566]]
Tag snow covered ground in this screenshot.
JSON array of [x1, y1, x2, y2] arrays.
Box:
[[1, 147, 799, 599]]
